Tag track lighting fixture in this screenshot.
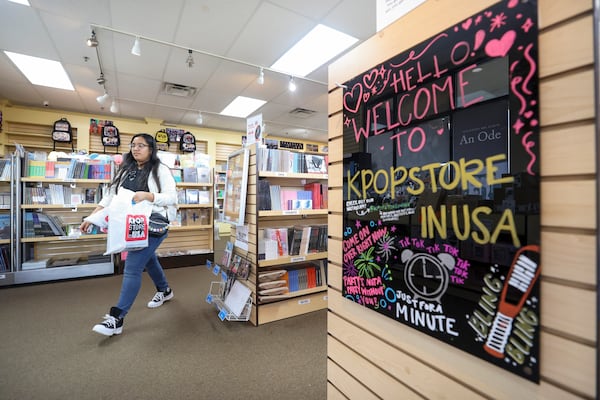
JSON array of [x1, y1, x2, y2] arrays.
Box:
[[186, 49, 194, 68], [96, 91, 110, 105], [96, 73, 105, 85], [131, 37, 141, 56], [110, 99, 119, 113], [257, 67, 264, 85], [86, 30, 98, 47], [196, 112, 203, 125], [288, 76, 297, 92]]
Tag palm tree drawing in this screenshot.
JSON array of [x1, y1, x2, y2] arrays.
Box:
[[354, 247, 381, 279]]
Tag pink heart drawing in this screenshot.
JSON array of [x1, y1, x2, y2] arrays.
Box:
[[524, 110, 533, 119], [343, 83, 363, 113], [508, 0, 519, 8], [380, 146, 385, 151], [485, 30, 516, 58], [474, 30, 485, 50], [437, 128, 444, 135], [363, 93, 370, 102], [462, 18, 472, 31], [363, 69, 379, 90]]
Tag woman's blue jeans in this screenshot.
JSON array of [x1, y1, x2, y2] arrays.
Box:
[[115, 233, 169, 317]]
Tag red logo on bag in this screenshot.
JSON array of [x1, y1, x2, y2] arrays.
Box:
[[126, 215, 148, 241]]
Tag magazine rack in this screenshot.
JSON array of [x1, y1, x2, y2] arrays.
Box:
[[207, 280, 252, 322]]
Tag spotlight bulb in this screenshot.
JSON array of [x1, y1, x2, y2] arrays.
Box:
[[110, 99, 119, 113], [131, 37, 141, 56], [288, 77, 297, 92], [86, 31, 98, 47], [186, 49, 194, 68], [96, 92, 109, 105], [257, 68, 264, 85]]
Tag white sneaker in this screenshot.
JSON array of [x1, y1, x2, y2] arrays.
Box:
[[147, 288, 174, 308], [92, 307, 123, 336]]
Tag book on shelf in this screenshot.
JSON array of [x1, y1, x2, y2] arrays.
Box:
[[263, 238, 279, 260], [171, 168, 183, 182], [197, 167, 211, 183], [230, 254, 242, 274], [304, 182, 323, 209], [0, 159, 12, 180], [21, 258, 50, 270], [258, 286, 288, 296], [257, 148, 327, 174], [258, 270, 287, 282], [0, 214, 10, 239], [258, 279, 287, 290], [223, 280, 252, 318], [48, 257, 82, 268], [263, 227, 289, 257], [182, 167, 198, 183], [198, 190, 211, 204], [305, 154, 327, 173], [220, 241, 234, 269], [269, 185, 281, 211], [182, 209, 209, 226], [237, 258, 250, 280], [257, 179, 272, 210], [185, 189, 200, 204], [23, 212, 66, 237], [0, 245, 10, 273]]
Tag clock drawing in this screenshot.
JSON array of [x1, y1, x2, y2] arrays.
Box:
[[401, 249, 456, 303]]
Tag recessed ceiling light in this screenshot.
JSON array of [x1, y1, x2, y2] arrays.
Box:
[[4, 51, 74, 90], [270, 24, 358, 77], [8, 0, 30, 5], [220, 96, 266, 118]]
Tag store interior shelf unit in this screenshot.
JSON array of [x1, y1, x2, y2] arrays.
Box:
[[0, 151, 115, 286], [228, 143, 329, 325]]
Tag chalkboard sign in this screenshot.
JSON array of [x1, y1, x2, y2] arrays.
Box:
[[222, 148, 250, 226], [341, 0, 540, 382]]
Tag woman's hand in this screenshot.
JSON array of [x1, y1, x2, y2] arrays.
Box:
[[80, 206, 104, 232], [132, 191, 154, 203]]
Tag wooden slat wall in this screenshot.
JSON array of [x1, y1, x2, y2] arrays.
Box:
[[89, 132, 207, 155], [215, 142, 242, 162], [4, 122, 78, 153], [327, 0, 597, 399]]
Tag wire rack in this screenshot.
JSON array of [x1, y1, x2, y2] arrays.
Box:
[[207, 280, 252, 322]]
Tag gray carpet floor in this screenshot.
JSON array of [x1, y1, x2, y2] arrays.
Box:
[[0, 265, 326, 400]]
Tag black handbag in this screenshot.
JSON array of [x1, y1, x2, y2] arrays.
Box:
[[148, 213, 169, 236]]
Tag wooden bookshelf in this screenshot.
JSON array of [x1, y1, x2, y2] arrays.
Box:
[[231, 144, 329, 325]]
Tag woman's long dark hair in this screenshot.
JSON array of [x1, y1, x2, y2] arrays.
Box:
[[110, 133, 163, 192]]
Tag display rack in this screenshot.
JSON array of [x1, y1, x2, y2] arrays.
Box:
[[3, 154, 115, 286], [207, 280, 252, 322], [227, 144, 329, 325]]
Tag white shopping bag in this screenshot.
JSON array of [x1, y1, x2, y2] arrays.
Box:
[[104, 189, 153, 255]]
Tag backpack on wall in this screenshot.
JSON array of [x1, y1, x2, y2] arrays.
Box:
[[101, 122, 120, 153], [52, 117, 74, 151], [155, 130, 170, 151], [180, 131, 196, 152]]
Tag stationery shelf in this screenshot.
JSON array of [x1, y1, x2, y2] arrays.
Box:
[[2, 153, 116, 286]]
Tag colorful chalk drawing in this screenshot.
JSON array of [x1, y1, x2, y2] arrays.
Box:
[[341, 0, 540, 383]]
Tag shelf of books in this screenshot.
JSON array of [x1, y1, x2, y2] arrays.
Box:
[[0, 157, 14, 273], [155, 177, 214, 260], [3, 152, 115, 286], [235, 144, 329, 325]]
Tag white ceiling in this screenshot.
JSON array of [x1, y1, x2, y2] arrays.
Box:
[[0, 0, 377, 143]]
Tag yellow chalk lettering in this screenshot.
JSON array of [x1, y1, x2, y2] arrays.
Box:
[[471, 206, 491, 244]]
